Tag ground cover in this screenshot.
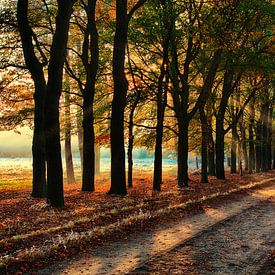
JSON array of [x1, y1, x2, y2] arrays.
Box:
[[1, 169, 275, 273]]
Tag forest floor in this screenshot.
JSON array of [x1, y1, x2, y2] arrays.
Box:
[[0, 169, 275, 274]]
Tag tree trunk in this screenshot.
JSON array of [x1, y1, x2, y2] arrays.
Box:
[[255, 121, 262, 172], [216, 117, 225, 179], [248, 99, 255, 173], [261, 102, 269, 171], [95, 145, 100, 175], [200, 108, 208, 183], [45, 1, 74, 207], [267, 107, 273, 170], [215, 65, 234, 179], [17, 0, 47, 198], [82, 93, 95, 191], [64, 91, 75, 184], [77, 108, 84, 171], [81, 0, 99, 192], [238, 133, 243, 176], [32, 84, 47, 197], [127, 115, 134, 188], [207, 121, 216, 176], [230, 124, 237, 174], [241, 127, 249, 171], [109, 0, 128, 195], [153, 82, 167, 191], [178, 119, 189, 187]]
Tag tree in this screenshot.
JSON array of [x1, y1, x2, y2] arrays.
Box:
[[17, 0, 47, 198], [109, 0, 147, 195]]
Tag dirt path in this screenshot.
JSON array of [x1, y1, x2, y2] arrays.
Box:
[[37, 184, 275, 275], [129, 197, 275, 274]]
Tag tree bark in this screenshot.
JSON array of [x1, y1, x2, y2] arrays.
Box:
[[153, 75, 168, 191], [45, 0, 75, 207], [267, 107, 273, 170], [127, 112, 134, 188], [216, 117, 226, 179], [76, 108, 84, 171], [64, 90, 75, 184], [200, 107, 208, 183], [255, 121, 262, 172], [248, 98, 255, 173], [207, 115, 216, 176], [17, 0, 47, 198], [230, 124, 237, 174], [109, 0, 128, 195], [241, 127, 249, 171], [215, 66, 234, 179], [81, 0, 99, 192], [95, 144, 100, 175]]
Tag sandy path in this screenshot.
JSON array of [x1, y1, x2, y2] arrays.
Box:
[[39, 184, 275, 275], [129, 194, 275, 274]]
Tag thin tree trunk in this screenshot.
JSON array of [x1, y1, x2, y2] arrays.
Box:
[[255, 121, 262, 172], [241, 127, 249, 171], [200, 107, 208, 183], [127, 113, 134, 188], [207, 119, 216, 176], [216, 118, 225, 179], [230, 124, 237, 174], [95, 144, 100, 175], [178, 120, 189, 187], [248, 99, 255, 173], [267, 107, 273, 170], [76, 108, 83, 171], [81, 0, 99, 192], [64, 91, 75, 184], [261, 102, 269, 171], [153, 77, 167, 191]]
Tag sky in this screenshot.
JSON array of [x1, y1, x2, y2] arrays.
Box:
[[0, 127, 32, 155]]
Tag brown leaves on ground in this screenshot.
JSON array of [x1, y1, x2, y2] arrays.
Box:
[[0, 169, 274, 273]]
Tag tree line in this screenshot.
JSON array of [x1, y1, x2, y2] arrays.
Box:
[[0, 0, 274, 207]]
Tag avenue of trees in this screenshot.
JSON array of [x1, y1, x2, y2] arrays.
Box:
[[0, 0, 274, 207]]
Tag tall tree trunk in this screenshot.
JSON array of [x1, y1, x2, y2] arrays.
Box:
[[215, 65, 234, 179], [267, 107, 273, 170], [81, 0, 99, 192], [82, 93, 95, 191], [255, 121, 262, 172], [261, 102, 269, 171], [230, 124, 237, 174], [178, 119, 189, 187], [248, 99, 255, 173], [77, 108, 83, 171], [64, 90, 75, 184], [153, 76, 167, 191], [238, 136, 243, 176], [241, 127, 249, 171], [109, 0, 128, 195], [109, 0, 147, 194], [200, 107, 208, 183], [207, 117, 216, 176], [216, 118, 225, 179], [127, 113, 134, 188], [32, 84, 47, 197], [17, 0, 47, 198], [95, 144, 100, 175], [45, 1, 75, 207]]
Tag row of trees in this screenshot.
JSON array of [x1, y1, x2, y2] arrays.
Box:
[[0, 0, 274, 207]]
